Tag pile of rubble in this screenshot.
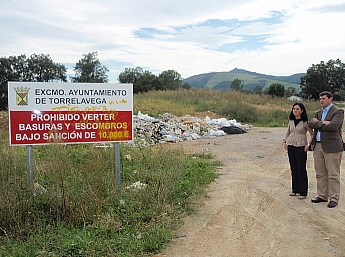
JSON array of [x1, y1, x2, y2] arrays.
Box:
[[132, 111, 251, 146]]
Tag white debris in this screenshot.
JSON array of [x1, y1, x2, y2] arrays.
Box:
[[207, 129, 227, 136], [130, 112, 250, 146], [34, 182, 47, 196], [124, 181, 148, 190], [137, 111, 157, 121]]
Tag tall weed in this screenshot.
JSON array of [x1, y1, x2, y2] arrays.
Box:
[[218, 101, 258, 123], [0, 123, 219, 255], [134, 89, 317, 126]]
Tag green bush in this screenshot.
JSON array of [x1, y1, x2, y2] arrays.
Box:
[[255, 109, 290, 127], [218, 101, 258, 123]]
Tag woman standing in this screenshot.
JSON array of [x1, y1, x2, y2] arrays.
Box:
[[283, 102, 313, 199]]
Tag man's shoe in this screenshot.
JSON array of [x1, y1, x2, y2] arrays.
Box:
[[327, 201, 338, 208], [311, 197, 328, 203], [289, 193, 297, 196], [298, 196, 306, 199]]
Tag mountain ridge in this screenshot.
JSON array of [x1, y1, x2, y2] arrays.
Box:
[[182, 68, 305, 91]]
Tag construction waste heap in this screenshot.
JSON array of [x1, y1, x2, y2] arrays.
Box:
[[131, 111, 251, 146]]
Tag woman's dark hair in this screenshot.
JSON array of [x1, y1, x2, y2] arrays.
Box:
[[289, 102, 308, 121]]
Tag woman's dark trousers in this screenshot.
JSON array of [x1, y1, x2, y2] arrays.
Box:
[[287, 145, 308, 196]]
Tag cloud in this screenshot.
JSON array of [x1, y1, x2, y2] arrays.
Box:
[[1, 0, 345, 81]]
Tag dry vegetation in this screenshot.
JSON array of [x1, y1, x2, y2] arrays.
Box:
[[134, 89, 322, 126]]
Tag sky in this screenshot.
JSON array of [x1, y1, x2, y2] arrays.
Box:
[[1, 0, 345, 83]]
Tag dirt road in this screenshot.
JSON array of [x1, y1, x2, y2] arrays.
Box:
[[160, 127, 345, 257]]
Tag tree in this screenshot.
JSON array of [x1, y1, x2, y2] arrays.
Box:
[[182, 82, 191, 89], [268, 83, 285, 97], [253, 85, 263, 95], [0, 57, 18, 110], [118, 67, 182, 93], [135, 71, 156, 93], [118, 67, 160, 93], [5, 54, 67, 82], [284, 86, 297, 98], [0, 58, 18, 85], [118, 66, 144, 84], [0, 53, 67, 110], [7, 54, 29, 81], [158, 70, 181, 90], [71, 52, 108, 83], [300, 59, 345, 99], [231, 78, 243, 91], [27, 54, 67, 82], [338, 89, 345, 101]]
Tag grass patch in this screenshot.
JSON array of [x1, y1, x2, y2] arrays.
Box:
[[134, 89, 323, 126], [0, 125, 219, 256]]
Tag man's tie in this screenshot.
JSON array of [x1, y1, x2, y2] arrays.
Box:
[[321, 108, 327, 121]]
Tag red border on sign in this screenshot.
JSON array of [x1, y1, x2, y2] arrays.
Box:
[[9, 110, 133, 145]]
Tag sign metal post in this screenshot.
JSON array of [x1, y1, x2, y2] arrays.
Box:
[[27, 145, 34, 190], [114, 142, 121, 193]]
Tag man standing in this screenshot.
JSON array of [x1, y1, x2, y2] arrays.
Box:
[[308, 91, 344, 208]]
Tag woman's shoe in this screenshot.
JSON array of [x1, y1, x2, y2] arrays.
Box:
[[298, 196, 306, 199], [289, 193, 297, 196]]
